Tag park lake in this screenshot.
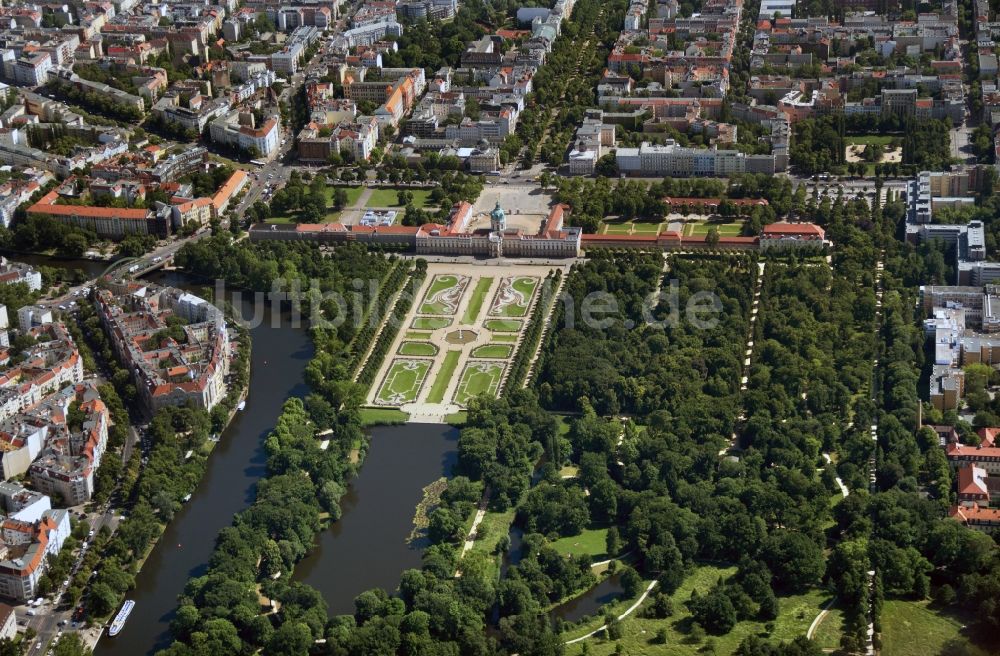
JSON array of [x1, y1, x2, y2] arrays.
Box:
[[293, 423, 459, 613]]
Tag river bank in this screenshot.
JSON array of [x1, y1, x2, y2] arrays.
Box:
[[93, 271, 314, 656]]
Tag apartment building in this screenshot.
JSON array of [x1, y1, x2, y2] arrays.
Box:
[[26, 183, 171, 238], [617, 140, 775, 177], [0, 259, 41, 292], [0, 482, 69, 602], [27, 382, 109, 506], [209, 111, 280, 159], [95, 284, 230, 414]]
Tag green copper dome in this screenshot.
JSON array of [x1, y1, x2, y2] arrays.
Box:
[[490, 200, 506, 226]]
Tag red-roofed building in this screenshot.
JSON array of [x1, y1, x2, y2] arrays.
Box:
[[949, 503, 1000, 532], [26, 179, 169, 238], [957, 464, 990, 504], [759, 222, 826, 250], [946, 442, 1000, 475]]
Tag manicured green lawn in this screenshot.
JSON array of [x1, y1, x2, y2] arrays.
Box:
[[490, 277, 537, 318], [405, 331, 432, 339], [492, 334, 518, 343], [631, 221, 663, 234], [398, 341, 438, 357], [881, 600, 994, 656], [485, 319, 522, 332], [562, 565, 831, 655], [411, 317, 451, 330], [602, 223, 633, 234], [445, 410, 468, 426], [420, 274, 466, 315], [358, 407, 410, 426], [471, 344, 513, 359], [846, 134, 894, 146], [684, 221, 745, 237], [366, 188, 434, 208], [599, 220, 663, 235], [463, 277, 494, 324], [549, 527, 610, 559], [426, 350, 461, 403], [512, 276, 538, 298], [454, 361, 504, 405], [376, 359, 431, 405], [270, 185, 360, 223], [329, 185, 365, 207]]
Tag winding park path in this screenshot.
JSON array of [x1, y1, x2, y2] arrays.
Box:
[[563, 581, 659, 645], [806, 598, 838, 640]]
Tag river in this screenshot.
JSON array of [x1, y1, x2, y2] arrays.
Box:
[[0, 251, 114, 280], [95, 272, 314, 656], [94, 271, 458, 653]]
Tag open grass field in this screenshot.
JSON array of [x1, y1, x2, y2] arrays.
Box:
[[491, 334, 518, 343], [358, 407, 410, 427], [846, 134, 895, 146], [398, 341, 438, 357], [404, 331, 432, 340], [411, 317, 451, 330], [631, 221, 663, 234], [881, 600, 994, 656], [489, 277, 537, 318], [683, 221, 745, 237], [366, 188, 434, 209], [485, 319, 522, 332], [463, 277, 494, 324], [600, 220, 664, 235], [426, 350, 461, 403], [549, 527, 610, 559], [271, 185, 361, 223], [331, 185, 365, 207], [810, 602, 844, 651], [562, 565, 831, 655], [375, 359, 431, 405], [602, 223, 633, 234], [445, 411, 468, 426], [419, 274, 468, 315], [471, 343, 513, 359], [454, 361, 504, 405]]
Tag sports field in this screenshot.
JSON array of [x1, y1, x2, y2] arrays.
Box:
[[411, 317, 452, 330], [454, 361, 505, 405], [489, 277, 538, 318], [471, 344, 513, 359], [398, 342, 438, 357], [375, 359, 431, 405], [419, 274, 468, 315], [462, 277, 494, 324]]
